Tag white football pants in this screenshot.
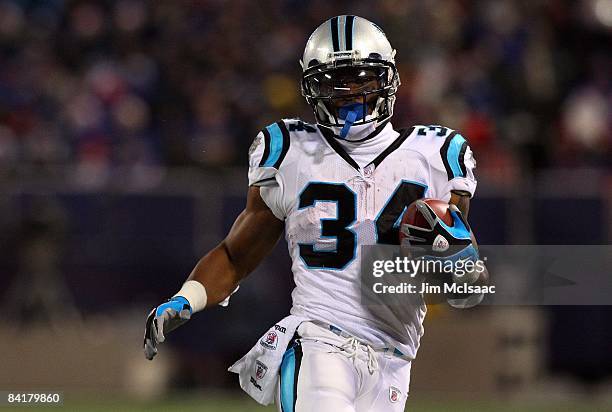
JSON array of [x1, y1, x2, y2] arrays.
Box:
[[276, 321, 412, 412]]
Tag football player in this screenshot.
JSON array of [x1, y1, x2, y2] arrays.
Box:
[[144, 15, 485, 412]]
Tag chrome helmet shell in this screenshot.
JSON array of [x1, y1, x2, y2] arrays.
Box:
[[300, 16, 400, 129]]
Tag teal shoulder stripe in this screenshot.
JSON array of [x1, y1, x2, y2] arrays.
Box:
[[262, 123, 283, 167], [446, 134, 467, 178], [261, 121, 290, 168]]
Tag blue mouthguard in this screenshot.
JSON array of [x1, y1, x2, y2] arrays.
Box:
[[338, 103, 365, 139]]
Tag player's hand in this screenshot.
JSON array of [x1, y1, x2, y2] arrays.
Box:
[[143, 296, 192, 360], [402, 203, 478, 263]]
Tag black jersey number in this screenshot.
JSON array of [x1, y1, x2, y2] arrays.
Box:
[[298, 183, 356, 270], [375, 180, 428, 245], [298, 180, 426, 269]]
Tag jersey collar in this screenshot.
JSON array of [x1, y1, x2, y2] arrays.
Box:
[[318, 124, 416, 173]]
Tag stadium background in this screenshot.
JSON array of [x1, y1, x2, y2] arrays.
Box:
[[0, 0, 610, 410]]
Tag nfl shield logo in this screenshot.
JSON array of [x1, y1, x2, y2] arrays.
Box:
[[389, 386, 401, 403], [255, 361, 268, 380], [260, 331, 278, 350]]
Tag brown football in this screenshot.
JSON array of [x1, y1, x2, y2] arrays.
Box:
[[399, 198, 456, 303], [400, 198, 453, 240]]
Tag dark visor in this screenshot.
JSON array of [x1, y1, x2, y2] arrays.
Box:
[[305, 66, 388, 98]]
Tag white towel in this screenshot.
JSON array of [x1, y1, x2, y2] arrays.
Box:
[[228, 314, 307, 405]]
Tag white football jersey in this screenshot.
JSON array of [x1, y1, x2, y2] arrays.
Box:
[[248, 119, 477, 359]]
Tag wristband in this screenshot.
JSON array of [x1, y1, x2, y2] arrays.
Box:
[[173, 280, 207, 313]]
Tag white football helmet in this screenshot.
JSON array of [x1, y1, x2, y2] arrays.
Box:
[[300, 15, 400, 134]]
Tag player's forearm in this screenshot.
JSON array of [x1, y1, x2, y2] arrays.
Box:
[[187, 241, 243, 307], [179, 188, 284, 310], [449, 191, 489, 285], [450, 190, 470, 218]]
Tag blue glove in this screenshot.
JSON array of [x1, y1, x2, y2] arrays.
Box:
[[402, 203, 478, 262], [143, 296, 192, 360]]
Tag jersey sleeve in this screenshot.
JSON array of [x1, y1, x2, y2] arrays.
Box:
[[429, 131, 477, 200], [247, 121, 291, 187], [248, 132, 277, 187], [247, 122, 291, 220]]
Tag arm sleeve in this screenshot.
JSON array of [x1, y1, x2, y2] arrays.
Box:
[[248, 132, 278, 187], [429, 132, 477, 201], [247, 131, 287, 220]]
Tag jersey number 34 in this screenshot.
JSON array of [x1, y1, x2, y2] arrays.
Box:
[[298, 181, 426, 270]]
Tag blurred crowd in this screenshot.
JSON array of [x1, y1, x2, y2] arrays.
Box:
[[0, 0, 610, 188]]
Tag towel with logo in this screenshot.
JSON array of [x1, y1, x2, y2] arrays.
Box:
[[228, 314, 307, 405]]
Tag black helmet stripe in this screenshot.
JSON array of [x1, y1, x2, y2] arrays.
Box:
[[345, 15, 354, 50], [331, 16, 355, 52], [330, 16, 340, 51]]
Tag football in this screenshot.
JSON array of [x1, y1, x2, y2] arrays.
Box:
[[400, 198, 453, 236], [399, 198, 457, 303]]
